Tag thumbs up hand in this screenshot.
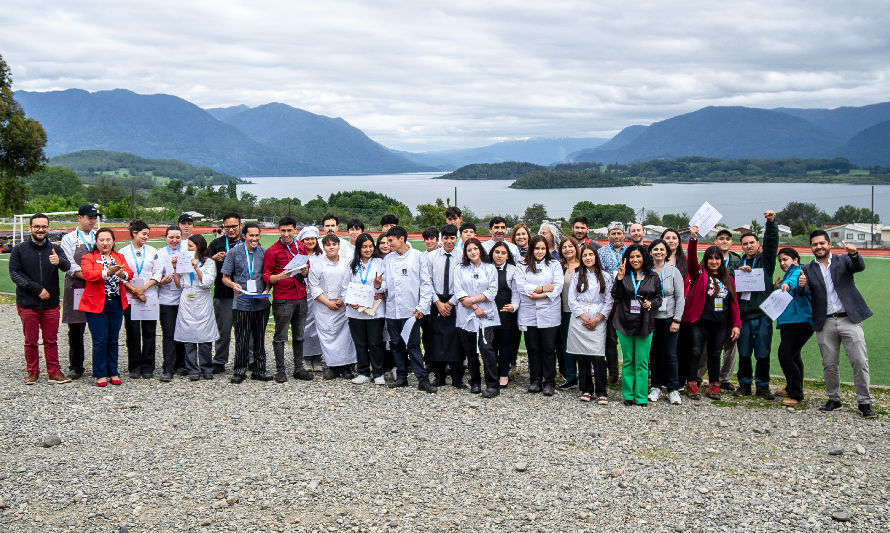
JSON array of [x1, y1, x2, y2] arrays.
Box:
[[798, 271, 807, 288], [49, 249, 59, 266]]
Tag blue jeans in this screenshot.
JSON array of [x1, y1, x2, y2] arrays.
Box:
[[736, 315, 773, 388], [184, 342, 213, 376], [386, 317, 428, 381], [85, 298, 124, 378]]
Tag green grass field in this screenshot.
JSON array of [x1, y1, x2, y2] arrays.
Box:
[[1, 236, 887, 385]]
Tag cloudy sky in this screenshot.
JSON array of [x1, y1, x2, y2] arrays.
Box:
[[3, 0, 889, 151]]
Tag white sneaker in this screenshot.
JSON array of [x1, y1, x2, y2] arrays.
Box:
[[351, 374, 370, 384], [648, 387, 662, 402], [669, 390, 682, 405], [374, 375, 386, 385]]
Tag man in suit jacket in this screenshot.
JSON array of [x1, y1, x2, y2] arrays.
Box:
[[799, 230, 875, 418]]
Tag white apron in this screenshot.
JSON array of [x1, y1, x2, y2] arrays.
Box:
[[308, 255, 356, 367], [174, 259, 220, 343]]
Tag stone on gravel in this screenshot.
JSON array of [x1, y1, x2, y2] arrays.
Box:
[[828, 446, 844, 456], [831, 510, 853, 522], [40, 434, 62, 448], [855, 444, 866, 455], [514, 462, 527, 472]]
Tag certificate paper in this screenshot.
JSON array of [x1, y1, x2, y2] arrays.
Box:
[[73, 288, 84, 310], [175, 250, 196, 274], [284, 254, 310, 271], [400, 316, 417, 346], [734, 268, 765, 293], [690, 201, 723, 238], [759, 290, 793, 321], [130, 289, 159, 321], [344, 282, 375, 308]]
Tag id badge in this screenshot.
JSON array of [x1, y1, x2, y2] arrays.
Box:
[[630, 300, 642, 314], [187, 292, 196, 299], [714, 297, 724, 311], [246, 279, 257, 293]]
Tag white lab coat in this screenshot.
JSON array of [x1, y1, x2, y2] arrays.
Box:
[[174, 259, 220, 343], [454, 262, 500, 332], [517, 260, 564, 330], [308, 255, 356, 367], [340, 257, 387, 320]]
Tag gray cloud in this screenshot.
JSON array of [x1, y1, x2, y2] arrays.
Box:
[[4, 0, 889, 150]]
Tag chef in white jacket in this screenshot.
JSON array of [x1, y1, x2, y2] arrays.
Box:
[[308, 234, 356, 379], [567, 246, 613, 403], [341, 232, 387, 385], [173, 235, 219, 380], [517, 235, 564, 396], [454, 238, 501, 398]]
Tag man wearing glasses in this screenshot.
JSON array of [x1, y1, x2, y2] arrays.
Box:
[[207, 212, 244, 373]]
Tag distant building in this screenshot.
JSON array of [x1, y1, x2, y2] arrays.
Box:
[[181, 210, 205, 222], [825, 223, 883, 247], [733, 224, 792, 237]]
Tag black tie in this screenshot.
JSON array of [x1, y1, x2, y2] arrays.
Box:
[[443, 253, 451, 295]]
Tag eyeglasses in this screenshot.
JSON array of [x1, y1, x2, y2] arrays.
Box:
[[30, 225, 49, 230], [223, 224, 240, 230]]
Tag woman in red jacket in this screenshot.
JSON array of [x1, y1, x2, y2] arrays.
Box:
[[79, 228, 133, 387], [682, 226, 741, 401]]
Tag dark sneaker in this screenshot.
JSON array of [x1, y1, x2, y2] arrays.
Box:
[[159, 373, 174, 383], [755, 387, 776, 400], [858, 403, 877, 419], [417, 380, 437, 393], [212, 364, 226, 374], [68, 369, 84, 380], [719, 382, 736, 392], [558, 378, 577, 390], [732, 384, 752, 397], [292, 368, 314, 381], [819, 400, 842, 412], [251, 373, 273, 382], [188, 374, 200, 381], [274, 373, 287, 383]]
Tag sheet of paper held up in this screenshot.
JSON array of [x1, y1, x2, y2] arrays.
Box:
[[689, 201, 723, 238], [284, 254, 310, 273], [400, 316, 417, 346], [734, 268, 765, 292], [759, 290, 793, 321]]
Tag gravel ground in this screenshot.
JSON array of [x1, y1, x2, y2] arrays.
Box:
[[1, 304, 888, 532]]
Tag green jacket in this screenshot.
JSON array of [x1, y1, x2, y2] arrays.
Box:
[[729, 220, 778, 320]]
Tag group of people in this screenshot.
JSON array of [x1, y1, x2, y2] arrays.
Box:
[[10, 204, 877, 417]]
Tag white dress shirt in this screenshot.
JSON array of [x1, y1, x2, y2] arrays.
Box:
[[818, 256, 845, 315], [383, 247, 433, 319], [426, 247, 460, 305]]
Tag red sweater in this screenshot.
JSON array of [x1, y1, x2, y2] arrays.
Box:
[[262, 239, 309, 299], [681, 238, 741, 328]]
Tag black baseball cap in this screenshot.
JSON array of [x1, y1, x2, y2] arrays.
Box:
[[178, 213, 194, 223], [78, 204, 99, 217], [715, 228, 733, 239]]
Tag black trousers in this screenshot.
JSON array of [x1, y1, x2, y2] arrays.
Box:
[[348, 317, 386, 378], [124, 308, 156, 375], [492, 327, 517, 378], [159, 305, 185, 374], [233, 308, 270, 377], [577, 354, 608, 397], [457, 328, 498, 388], [689, 319, 727, 383], [67, 322, 87, 373], [605, 316, 619, 377], [650, 318, 680, 391], [525, 326, 558, 387], [778, 323, 813, 401], [676, 323, 693, 384]]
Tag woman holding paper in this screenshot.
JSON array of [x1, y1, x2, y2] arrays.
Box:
[[309, 233, 356, 379], [298, 226, 325, 372], [121, 219, 160, 379], [773, 248, 813, 407], [518, 235, 563, 396], [173, 234, 219, 380], [78, 228, 133, 387], [682, 227, 741, 401], [342, 233, 387, 385], [455, 238, 501, 398]]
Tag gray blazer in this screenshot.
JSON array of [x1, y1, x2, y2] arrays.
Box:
[[801, 253, 872, 331]]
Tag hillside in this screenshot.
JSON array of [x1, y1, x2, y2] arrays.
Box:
[[401, 137, 608, 169], [435, 162, 545, 180], [775, 102, 890, 142], [49, 150, 243, 185], [834, 120, 890, 167], [218, 103, 429, 174], [567, 125, 646, 162], [571, 106, 843, 164]]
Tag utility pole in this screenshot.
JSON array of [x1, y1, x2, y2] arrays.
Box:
[[454, 187, 457, 207], [871, 185, 875, 248]]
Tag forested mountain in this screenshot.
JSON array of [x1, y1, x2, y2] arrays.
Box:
[[49, 150, 241, 185], [399, 137, 608, 169], [833, 120, 890, 167], [775, 102, 890, 142]]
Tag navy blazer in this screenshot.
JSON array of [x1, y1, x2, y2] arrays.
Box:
[[801, 253, 872, 331]]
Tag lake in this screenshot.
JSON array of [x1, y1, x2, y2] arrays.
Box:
[[238, 172, 889, 227]]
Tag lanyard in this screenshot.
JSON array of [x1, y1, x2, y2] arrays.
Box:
[[245, 247, 256, 279], [658, 265, 665, 296], [129, 244, 144, 276], [189, 272, 195, 286], [225, 237, 241, 252], [359, 258, 375, 285], [77, 229, 93, 248], [631, 271, 643, 298], [724, 255, 730, 267], [742, 255, 758, 268], [280, 238, 297, 258]]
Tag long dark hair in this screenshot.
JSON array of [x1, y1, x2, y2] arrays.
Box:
[[660, 228, 687, 278], [576, 245, 606, 294], [701, 245, 736, 302], [559, 235, 581, 270], [461, 237, 489, 266], [648, 238, 670, 264], [350, 232, 376, 273], [524, 235, 551, 274], [188, 234, 208, 265], [373, 235, 390, 258], [489, 241, 516, 266], [622, 244, 654, 276]]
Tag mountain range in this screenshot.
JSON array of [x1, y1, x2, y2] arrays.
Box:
[[569, 103, 890, 166], [15, 88, 890, 175]]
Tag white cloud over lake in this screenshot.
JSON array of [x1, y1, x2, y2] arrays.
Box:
[[3, 0, 889, 150]]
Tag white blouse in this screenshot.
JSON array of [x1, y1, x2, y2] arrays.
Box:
[[567, 269, 614, 319], [454, 262, 500, 332], [340, 257, 387, 320], [517, 260, 564, 329]]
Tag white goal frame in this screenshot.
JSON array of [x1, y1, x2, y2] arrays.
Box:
[[12, 210, 101, 245]]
